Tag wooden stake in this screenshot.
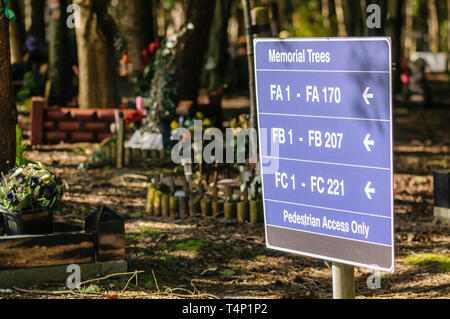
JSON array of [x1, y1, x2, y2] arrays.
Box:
[[116, 117, 125, 169], [237, 201, 249, 223], [224, 202, 237, 219], [200, 199, 212, 217]]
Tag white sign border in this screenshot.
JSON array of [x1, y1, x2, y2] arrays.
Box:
[[253, 37, 395, 273]]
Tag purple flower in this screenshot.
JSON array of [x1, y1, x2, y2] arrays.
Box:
[[44, 185, 56, 196], [31, 176, 42, 185], [6, 192, 17, 203], [15, 174, 25, 183], [8, 168, 17, 174]]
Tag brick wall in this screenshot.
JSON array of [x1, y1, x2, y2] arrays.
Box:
[[30, 89, 224, 145], [30, 97, 135, 145]]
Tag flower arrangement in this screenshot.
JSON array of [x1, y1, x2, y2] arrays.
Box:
[[125, 110, 147, 131], [0, 163, 64, 212]]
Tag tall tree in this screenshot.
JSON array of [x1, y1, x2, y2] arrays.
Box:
[[205, 0, 232, 91], [322, 0, 331, 31], [9, 0, 25, 64], [0, 0, 18, 172], [334, 0, 347, 36], [389, 0, 404, 94], [29, 0, 45, 40], [175, 0, 216, 101], [48, 0, 71, 105], [427, 0, 439, 52], [448, 0, 450, 66], [344, 0, 363, 36], [121, 0, 155, 72], [74, 0, 117, 109], [404, 0, 413, 60]]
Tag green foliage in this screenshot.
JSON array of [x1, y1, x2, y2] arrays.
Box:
[[403, 253, 450, 272], [219, 269, 236, 276], [15, 125, 28, 167], [148, 43, 177, 123], [77, 284, 101, 294], [174, 239, 207, 252], [16, 71, 45, 103], [0, 162, 64, 212], [290, 0, 329, 37], [134, 63, 156, 98]]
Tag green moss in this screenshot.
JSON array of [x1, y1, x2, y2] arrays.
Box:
[[126, 226, 161, 242], [219, 269, 236, 276], [174, 239, 207, 252], [139, 226, 161, 235], [403, 253, 450, 272]]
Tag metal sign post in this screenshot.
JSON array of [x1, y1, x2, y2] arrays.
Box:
[[332, 262, 355, 299], [253, 38, 394, 298]]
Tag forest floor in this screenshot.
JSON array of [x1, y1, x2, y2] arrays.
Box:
[[2, 85, 450, 299]]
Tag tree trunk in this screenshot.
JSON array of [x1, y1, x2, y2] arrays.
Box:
[[175, 0, 216, 101], [74, 0, 117, 109], [48, 0, 70, 106], [0, 2, 18, 173], [404, 0, 413, 60], [334, 0, 347, 36], [344, 0, 363, 36], [242, 0, 257, 129], [427, 0, 439, 52], [322, 0, 330, 31], [367, 0, 387, 36], [391, 0, 404, 94], [121, 0, 155, 72], [206, 0, 232, 91], [29, 0, 46, 40], [447, 0, 450, 71], [9, 0, 25, 64]]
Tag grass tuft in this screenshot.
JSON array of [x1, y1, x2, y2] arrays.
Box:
[[403, 253, 450, 272]]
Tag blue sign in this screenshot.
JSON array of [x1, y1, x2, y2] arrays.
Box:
[[254, 38, 394, 272]]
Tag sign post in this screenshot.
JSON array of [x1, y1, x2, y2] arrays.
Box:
[[332, 262, 355, 299], [253, 38, 394, 298]]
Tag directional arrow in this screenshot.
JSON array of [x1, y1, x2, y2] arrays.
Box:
[[364, 182, 376, 199], [363, 87, 374, 105], [363, 134, 375, 152]]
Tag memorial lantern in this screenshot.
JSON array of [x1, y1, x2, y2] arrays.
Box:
[[84, 205, 125, 262], [119, 51, 133, 77]]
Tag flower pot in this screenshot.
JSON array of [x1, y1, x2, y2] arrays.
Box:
[[250, 201, 263, 224], [189, 199, 201, 217], [212, 200, 224, 217], [0, 208, 53, 235], [200, 199, 212, 217], [237, 201, 249, 223], [224, 202, 237, 219], [169, 196, 179, 219]]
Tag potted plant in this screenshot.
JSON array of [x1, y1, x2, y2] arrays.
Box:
[[0, 163, 64, 235]]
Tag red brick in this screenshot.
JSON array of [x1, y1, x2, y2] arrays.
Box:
[[46, 109, 70, 120], [59, 121, 81, 131], [96, 109, 117, 121], [43, 121, 55, 130], [71, 132, 94, 142], [45, 131, 68, 142], [69, 109, 97, 120], [85, 122, 107, 132], [30, 98, 45, 145]]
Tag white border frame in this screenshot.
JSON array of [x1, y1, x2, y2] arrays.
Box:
[[253, 37, 395, 273]]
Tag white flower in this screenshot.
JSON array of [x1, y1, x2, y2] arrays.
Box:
[[187, 22, 194, 30]]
